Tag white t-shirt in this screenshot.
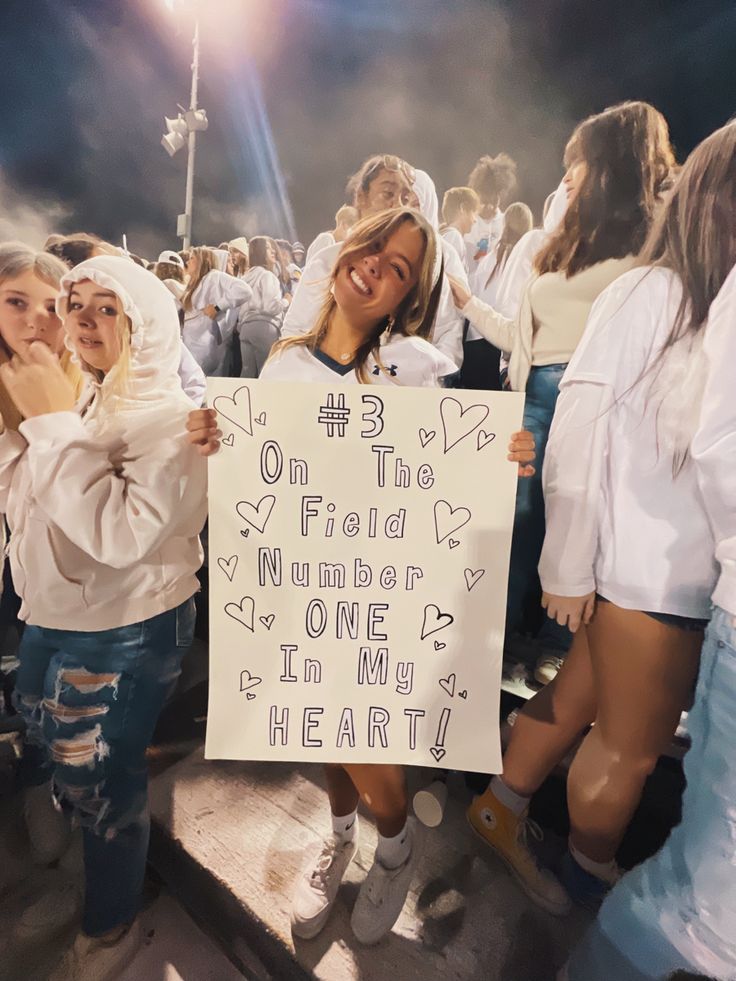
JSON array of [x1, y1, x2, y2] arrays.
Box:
[[539, 266, 718, 618], [464, 210, 504, 275], [261, 334, 457, 388], [441, 226, 466, 269], [466, 251, 508, 342]]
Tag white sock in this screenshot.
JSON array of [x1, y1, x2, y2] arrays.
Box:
[[331, 808, 358, 843], [569, 841, 617, 881], [375, 821, 411, 870], [490, 776, 530, 817]]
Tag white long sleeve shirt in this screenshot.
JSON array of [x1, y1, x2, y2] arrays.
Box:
[[305, 231, 335, 265], [538, 266, 717, 618], [182, 270, 253, 375], [692, 263, 736, 616]]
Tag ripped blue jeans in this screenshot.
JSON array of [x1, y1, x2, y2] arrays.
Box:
[[15, 598, 196, 936]]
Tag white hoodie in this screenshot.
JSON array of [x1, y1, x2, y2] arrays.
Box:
[[182, 270, 253, 375], [240, 265, 285, 325], [0, 256, 207, 631], [281, 171, 466, 367]]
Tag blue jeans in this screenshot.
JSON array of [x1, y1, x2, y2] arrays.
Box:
[[566, 606, 736, 980], [15, 598, 196, 936], [506, 365, 571, 652]]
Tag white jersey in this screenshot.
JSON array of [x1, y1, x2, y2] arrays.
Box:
[[261, 334, 457, 388]]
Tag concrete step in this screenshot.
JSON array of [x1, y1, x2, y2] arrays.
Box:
[[148, 749, 593, 981]]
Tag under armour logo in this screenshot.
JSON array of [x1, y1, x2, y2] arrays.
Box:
[[373, 364, 398, 377]]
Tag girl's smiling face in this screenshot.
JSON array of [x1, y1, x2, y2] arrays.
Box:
[[0, 270, 64, 356], [65, 279, 123, 374], [332, 220, 426, 330]]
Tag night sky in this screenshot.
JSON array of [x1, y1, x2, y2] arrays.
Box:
[[1, 0, 734, 257]]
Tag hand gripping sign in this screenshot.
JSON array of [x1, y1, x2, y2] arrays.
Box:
[[205, 380, 524, 773]]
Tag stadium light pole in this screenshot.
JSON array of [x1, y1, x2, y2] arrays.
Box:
[[161, 5, 207, 249]]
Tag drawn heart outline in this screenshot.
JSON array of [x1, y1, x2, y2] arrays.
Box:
[[217, 555, 238, 582], [222, 433, 235, 447], [440, 397, 489, 453], [259, 614, 275, 631], [430, 747, 446, 763], [255, 412, 267, 426], [419, 428, 436, 448], [459, 690, 468, 700], [225, 596, 255, 631], [239, 669, 262, 693], [421, 604, 454, 640], [213, 385, 253, 435], [434, 640, 446, 651], [439, 673, 456, 698], [434, 499, 471, 545], [477, 430, 496, 451], [448, 539, 460, 550], [236, 495, 276, 534], [464, 568, 485, 592]]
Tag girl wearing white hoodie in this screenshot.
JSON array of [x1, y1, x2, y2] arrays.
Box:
[[0, 256, 207, 980], [181, 246, 253, 376], [188, 209, 536, 947]]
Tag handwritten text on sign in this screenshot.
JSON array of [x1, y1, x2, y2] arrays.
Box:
[[205, 380, 524, 772]]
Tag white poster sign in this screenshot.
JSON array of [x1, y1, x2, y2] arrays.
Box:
[[205, 380, 524, 773]]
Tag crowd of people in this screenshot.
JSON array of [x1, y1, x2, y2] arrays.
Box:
[[0, 98, 733, 981]]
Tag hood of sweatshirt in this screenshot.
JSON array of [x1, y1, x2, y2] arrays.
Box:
[[57, 255, 191, 422], [412, 169, 440, 230], [213, 249, 230, 271], [543, 180, 568, 233]]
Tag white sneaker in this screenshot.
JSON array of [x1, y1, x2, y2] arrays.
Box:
[[350, 819, 419, 945], [23, 782, 71, 865], [47, 920, 142, 981], [291, 835, 359, 939], [534, 653, 565, 686]]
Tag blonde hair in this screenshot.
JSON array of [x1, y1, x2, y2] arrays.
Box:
[[335, 204, 359, 229], [441, 187, 481, 225], [182, 246, 216, 311], [269, 209, 442, 383], [0, 242, 83, 430]]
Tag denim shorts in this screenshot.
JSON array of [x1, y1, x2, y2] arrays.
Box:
[[596, 595, 708, 632]]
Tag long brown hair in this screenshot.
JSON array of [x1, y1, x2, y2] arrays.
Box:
[[640, 119, 736, 354], [182, 246, 216, 311], [270, 209, 443, 383], [484, 202, 533, 289], [535, 101, 675, 277]]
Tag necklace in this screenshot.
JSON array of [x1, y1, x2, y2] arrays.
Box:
[[339, 352, 352, 362]]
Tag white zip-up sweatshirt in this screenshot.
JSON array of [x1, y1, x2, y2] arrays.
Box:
[[692, 263, 736, 616], [0, 256, 207, 631], [538, 266, 717, 618]]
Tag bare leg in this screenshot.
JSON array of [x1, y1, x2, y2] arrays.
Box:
[[343, 763, 408, 837], [567, 602, 702, 863], [323, 763, 360, 818], [501, 627, 597, 796]]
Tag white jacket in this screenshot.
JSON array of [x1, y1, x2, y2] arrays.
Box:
[[182, 270, 253, 375], [0, 256, 207, 631], [538, 266, 717, 618], [239, 266, 284, 325], [692, 263, 736, 616]]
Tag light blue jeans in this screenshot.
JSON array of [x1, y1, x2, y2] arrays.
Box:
[[566, 606, 736, 980]]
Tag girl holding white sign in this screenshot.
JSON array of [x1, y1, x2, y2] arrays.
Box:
[[0, 255, 207, 980], [188, 207, 536, 946]]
